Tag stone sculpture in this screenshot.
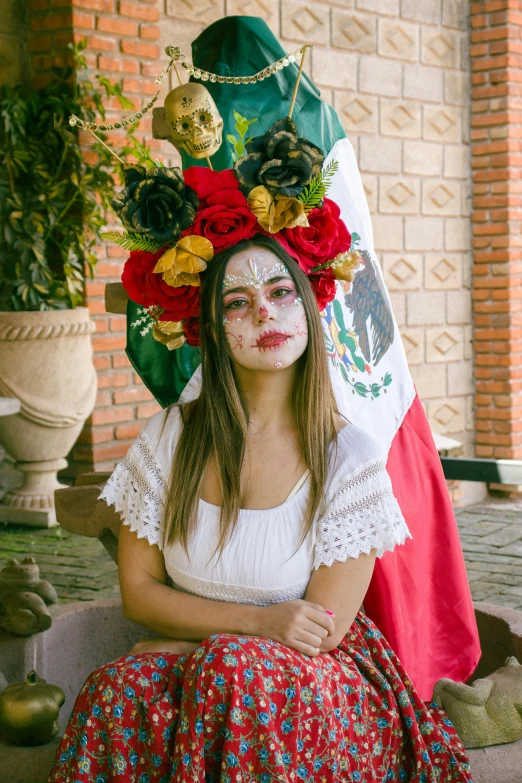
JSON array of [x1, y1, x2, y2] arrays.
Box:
[[433, 656, 522, 748], [0, 557, 58, 636], [0, 307, 97, 528]]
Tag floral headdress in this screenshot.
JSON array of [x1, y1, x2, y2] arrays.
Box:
[[105, 117, 361, 350]]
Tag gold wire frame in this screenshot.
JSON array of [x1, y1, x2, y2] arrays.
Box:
[[68, 44, 312, 134]]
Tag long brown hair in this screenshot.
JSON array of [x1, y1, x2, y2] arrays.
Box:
[[163, 235, 339, 557]]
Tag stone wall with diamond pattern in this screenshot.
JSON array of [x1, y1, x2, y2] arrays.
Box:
[[162, 0, 474, 452]]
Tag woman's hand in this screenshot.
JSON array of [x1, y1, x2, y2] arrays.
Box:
[[256, 599, 335, 657], [130, 638, 200, 655]]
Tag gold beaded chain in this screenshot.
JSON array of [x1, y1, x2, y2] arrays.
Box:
[[69, 44, 310, 133], [167, 44, 308, 85]]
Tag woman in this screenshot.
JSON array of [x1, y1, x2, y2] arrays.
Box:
[[49, 236, 472, 782]]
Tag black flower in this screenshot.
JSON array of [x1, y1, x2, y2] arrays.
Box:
[[111, 165, 199, 244], [234, 118, 324, 199]]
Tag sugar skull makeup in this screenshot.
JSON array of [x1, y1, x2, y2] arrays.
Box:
[[221, 248, 308, 372]]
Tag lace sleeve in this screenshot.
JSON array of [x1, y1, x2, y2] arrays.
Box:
[[313, 458, 411, 569], [98, 430, 167, 550]]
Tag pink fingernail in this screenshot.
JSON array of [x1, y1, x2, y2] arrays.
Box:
[[325, 610, 335, 616]]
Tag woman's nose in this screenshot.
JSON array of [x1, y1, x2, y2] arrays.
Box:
[[255, 300, 273, 324]]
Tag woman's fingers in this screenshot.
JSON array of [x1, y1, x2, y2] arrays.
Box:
[[302, 620, 329, 641], [295, 628, 324, 650], [307, 607, 336, 636]]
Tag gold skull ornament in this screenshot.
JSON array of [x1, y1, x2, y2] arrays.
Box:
[[164, 83, 224, 159]]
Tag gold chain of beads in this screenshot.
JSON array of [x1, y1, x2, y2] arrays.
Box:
[[165, 44, 308, 85], [68, 44, 309, 132], [69, 53, 177, 132]]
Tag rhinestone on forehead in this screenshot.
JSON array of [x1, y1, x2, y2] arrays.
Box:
[[223, 258, 289, 291]]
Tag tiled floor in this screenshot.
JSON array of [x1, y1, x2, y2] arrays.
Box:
[[454, 499, 522, 610], [0, 524, 119, 603]]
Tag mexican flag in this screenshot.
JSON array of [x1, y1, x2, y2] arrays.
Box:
[[126, 16, 480, 699]]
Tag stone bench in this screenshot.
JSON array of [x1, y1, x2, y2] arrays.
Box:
[[1, 597, 521, 783]]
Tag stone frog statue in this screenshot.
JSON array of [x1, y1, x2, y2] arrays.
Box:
[[433, 656, 522, 748], [0, 557, 58, 636]]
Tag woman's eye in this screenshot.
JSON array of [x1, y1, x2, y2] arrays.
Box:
[[271, 287, 293, 298], [224, 299, 247, 310]]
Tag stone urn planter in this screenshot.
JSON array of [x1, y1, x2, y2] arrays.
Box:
[[0, 308, 97, 527]]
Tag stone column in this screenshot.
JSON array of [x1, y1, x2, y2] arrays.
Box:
[[469, 2, 522, 468]]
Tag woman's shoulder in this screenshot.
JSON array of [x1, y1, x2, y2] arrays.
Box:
[[328, 420, 385, 488], [134, 404, 184, 472]]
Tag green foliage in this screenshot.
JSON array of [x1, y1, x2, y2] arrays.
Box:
[[226, 110, 257, 162], [100, 230, 162, 253], [0, 39, 149, 311], [298, 160, 339, 213], [125, 136, 164, 170], [352, 372, 392, 399]]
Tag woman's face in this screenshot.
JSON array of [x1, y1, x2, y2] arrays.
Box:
[[221, 247, 309, 372]]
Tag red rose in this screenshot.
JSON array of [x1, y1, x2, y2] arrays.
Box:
[[183, 315, 201, 346], [182, 167, 259, 251], [277, 198, 351, 274], [121, 248, 200, 322], [184, 167, 240, 208], [121, 247, 164, 307], [308, 273, 337, 311], [156, 284, 200, 323], [184, 190, 259, 252]]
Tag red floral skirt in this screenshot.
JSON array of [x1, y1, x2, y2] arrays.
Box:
[[49, 613, 472, 783]]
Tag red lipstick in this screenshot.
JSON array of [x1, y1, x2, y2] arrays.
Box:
[[254, 330, 291, 349]]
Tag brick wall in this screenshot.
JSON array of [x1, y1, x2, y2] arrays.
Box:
[[73, 0, 173, 475], [469, 1, 522, 460]]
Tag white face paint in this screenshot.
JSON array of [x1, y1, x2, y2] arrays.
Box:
[[221, 247, 308, 372]]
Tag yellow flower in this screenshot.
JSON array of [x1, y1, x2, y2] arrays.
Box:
[[154, 235, 214, 288], [152, 320, 186, 351], [330, 251, 362, 283], [248, 185, 309, 233]]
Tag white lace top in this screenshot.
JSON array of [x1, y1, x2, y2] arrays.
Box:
[[99, 406, 411, 606]]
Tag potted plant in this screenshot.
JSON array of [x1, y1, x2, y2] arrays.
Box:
[[0, 41, 142, 526]]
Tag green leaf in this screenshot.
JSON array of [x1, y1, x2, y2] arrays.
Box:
[[353, 382, 368, 397], [298, 160, 339, 213], [227, 110, 257, 160], [333, 299, 346, 331], [236, 119, 249, 138], [100, 230, 163, 253]]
